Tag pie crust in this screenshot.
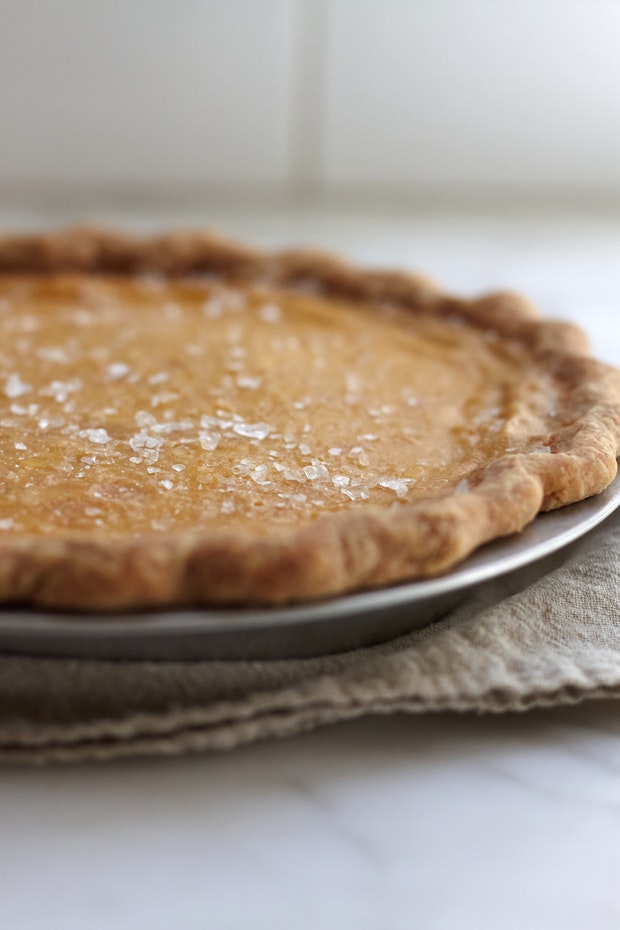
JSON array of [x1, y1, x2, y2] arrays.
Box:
[[0, 227, 619, 611]]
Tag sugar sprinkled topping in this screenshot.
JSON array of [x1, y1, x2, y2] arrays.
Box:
[[259, 303, 282, 323], [148, 372, 169, 385], [379, 478, 412, 497], [105, 362, 130, 380], [79, 428, 112, 445], [233, 422, 271, 440], [0, 273, 529, 539], [36, 346, 69, 363], [40, 378, 81, 404], [249, 464, 270, 485], [303, 462, 329, 480], [4, 374, 31, 398], [199, 430, 220, 451], [236, 375, 262, 390]]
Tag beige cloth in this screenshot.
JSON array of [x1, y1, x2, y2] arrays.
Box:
[[2, 512, 620, 765]]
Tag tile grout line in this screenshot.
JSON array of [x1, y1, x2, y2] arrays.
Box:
[[286, 0, 330, 200]]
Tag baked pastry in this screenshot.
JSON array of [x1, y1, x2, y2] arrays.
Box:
[[0, 227, 618, 611]]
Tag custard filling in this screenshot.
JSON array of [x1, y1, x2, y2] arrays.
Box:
[[0, 275, 553, 538]]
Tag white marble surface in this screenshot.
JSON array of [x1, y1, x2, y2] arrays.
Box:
[[3, 707, 620, 930], [2, 207, 620, 930]]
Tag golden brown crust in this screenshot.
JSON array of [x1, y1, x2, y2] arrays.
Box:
[[0, 226, 619, 611]]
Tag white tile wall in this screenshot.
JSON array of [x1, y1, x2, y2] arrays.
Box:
[[1, 0, 620, 201], [0, 0, 295, 186], [322, 0, 620, 195]]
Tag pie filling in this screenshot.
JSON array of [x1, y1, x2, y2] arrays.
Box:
[[0, 274, 555, 539]]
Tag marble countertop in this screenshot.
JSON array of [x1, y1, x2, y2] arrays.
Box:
[[2, 206, 620, 930]]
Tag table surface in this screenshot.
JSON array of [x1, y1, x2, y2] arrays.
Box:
[[2, 206, 620, 930]]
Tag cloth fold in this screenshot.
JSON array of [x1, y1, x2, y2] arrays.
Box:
[[2, 512, 620, 765]]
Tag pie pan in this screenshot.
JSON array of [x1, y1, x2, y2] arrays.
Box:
[[0, 472, 618, 661]]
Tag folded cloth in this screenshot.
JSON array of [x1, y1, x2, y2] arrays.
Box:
[[2, 511, 620, 765]]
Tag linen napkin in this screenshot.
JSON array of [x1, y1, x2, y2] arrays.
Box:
[[2, 509, 620, 765]]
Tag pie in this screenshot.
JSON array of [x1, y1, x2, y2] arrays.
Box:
[[0, 227, 619, 611]]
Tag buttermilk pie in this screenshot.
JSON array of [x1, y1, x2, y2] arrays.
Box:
[[0, 228, 619, 610]]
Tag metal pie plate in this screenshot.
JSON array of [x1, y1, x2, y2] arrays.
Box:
[[1, 474, 619, 661]]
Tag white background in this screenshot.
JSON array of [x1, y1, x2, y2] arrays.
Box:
[[2, 0, 620, 205]]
